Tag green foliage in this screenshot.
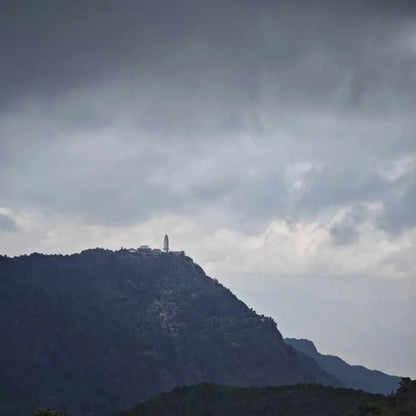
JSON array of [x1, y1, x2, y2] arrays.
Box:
[[115, 383, 385, 416], [351, 377, 416, 416], [33, 409, 67, 416]]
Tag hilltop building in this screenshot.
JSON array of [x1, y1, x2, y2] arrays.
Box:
[[137, 245, 152, 253], [123, 235, 184, 256], [163, 234, 185, 256]]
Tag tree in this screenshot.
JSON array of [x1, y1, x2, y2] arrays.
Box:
[[32, 409, 68, 416]]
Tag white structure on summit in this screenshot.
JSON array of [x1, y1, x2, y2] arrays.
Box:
[[163, 234, 169, 252], [123, 236, 183, 256]]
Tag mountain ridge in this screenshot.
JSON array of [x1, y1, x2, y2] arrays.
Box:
[[0, 248, 338, 416], [285, 338, 400, 394]]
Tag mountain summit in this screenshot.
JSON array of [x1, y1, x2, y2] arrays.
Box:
[[0, 248, 337, 416]]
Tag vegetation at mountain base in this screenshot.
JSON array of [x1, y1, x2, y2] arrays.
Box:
[[32, 410, 68, 416], [0, 249, 337, 416], [31, 378, 416, 416], [350, 377, 416, 416], [285, 338, 400, 394], [114, 382, 384, 416]]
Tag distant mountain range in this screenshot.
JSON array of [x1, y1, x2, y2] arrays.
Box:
[[285, 338, 400, 394]]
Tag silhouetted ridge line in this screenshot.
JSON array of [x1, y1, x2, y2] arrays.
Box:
[[285, 338, 401, 394]]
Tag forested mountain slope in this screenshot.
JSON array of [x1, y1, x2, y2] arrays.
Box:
[[0, 249, 338, 416]]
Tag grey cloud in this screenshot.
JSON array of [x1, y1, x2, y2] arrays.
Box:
[[329, 205, 371, 245], [378, 173, 416, 234], [0, 0, 415, 233], [0, 214, 18, 232], [330, 222, 359, 246]]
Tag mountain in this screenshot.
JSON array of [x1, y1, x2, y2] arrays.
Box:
[[285, 338, 400, 394], [0, 249, 339, 416], [114, 382, 384, 416]]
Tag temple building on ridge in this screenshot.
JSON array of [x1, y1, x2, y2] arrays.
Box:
[[124, 235, 184, 256], [163, 234, 185, 256]]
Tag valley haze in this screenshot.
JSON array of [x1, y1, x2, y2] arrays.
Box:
[[0, 0, 415, 383]]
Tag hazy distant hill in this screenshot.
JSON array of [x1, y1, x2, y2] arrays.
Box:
[[285, 338, 400, 394], [0, 249, 338, 416], [114, 383, 384, 416]]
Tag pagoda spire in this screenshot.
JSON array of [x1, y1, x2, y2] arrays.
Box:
[[163, 234, 169, 252]]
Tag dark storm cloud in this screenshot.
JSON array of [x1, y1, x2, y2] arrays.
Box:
[[1, 0, 415, 231], [2, 0, 415, 110]]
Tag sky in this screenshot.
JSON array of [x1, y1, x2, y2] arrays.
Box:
[[1, 0, 415, 377]]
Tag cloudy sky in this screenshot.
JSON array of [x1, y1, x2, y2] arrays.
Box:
[[1, 0, 415, 377]]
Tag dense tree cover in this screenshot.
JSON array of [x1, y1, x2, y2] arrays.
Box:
[[114, 383, 384, 416], [0, 250, 336, 416], [350, 378, 416, 416], [33, 409, 68, 416], [31, 378, 416, 416]]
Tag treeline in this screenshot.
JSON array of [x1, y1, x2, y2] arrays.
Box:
[[32, 378, 415, 416], [115, 383, 383, 416], [351, 377, 416, 416]]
